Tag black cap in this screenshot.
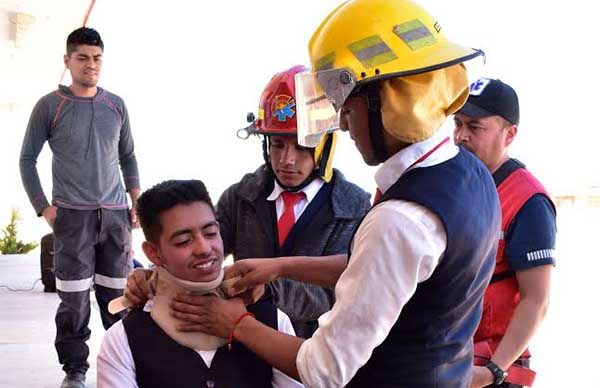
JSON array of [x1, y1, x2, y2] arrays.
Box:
[[458, 78, 519, 125]]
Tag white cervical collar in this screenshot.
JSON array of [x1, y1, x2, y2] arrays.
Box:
[[150, 266, 228, 351]]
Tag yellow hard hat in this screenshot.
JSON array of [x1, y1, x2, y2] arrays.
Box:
[[310, 0, 480, 82], [295, 0, 482, 147]]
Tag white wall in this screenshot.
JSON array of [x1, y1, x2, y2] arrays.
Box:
[[0, 0, 597, 254]]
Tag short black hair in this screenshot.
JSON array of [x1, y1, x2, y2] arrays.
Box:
[[66, 27, 104, 54], [136, 180, 215, 243]]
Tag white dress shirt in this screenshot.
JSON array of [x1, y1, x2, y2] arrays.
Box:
[[267, 178, 324, 221], [97, 302, 304, 388], [296, 128, 458, 387]]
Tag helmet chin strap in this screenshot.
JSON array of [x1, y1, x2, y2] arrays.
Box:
[[364, 83, 389, 164]]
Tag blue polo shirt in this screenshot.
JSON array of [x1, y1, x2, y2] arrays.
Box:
[[494, 159, 557, 271]]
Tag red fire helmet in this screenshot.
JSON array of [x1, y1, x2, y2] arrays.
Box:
[[255, 64, 307, 135]]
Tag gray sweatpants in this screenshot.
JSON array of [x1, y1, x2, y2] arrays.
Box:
[[52, 208, 132, 375]]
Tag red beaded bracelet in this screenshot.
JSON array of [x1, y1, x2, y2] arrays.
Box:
[[228, 312, 255, 351]]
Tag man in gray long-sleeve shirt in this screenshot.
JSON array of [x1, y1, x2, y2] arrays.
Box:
[[19, 27, 140, 388]]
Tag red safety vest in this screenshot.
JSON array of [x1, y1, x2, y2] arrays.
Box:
[[473, 166, 551, 387]]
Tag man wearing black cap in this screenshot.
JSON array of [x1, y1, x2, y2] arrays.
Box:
[[454, 78, 556, 388]]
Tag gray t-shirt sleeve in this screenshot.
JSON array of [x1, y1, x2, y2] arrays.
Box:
[[19, 97, 51, 215]]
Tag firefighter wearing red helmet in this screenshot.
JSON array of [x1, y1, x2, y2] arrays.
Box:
[[221, 65, 370, 338], [240, 65, 340, 191]]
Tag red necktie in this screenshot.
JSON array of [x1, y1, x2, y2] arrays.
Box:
[[373, 188, 383, 204], [277, 191, 305, 247]]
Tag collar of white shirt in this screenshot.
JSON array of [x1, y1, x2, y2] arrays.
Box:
[[267, 177, 325, 203], [375, 127, 459, 194]]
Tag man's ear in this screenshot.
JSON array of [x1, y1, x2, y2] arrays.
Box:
[[63, 54, 70, 69], [142, 241, 164, 267], [505, 124, 518, 147]]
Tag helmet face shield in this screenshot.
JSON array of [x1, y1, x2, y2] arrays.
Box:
[[295, 68, 356, 147]]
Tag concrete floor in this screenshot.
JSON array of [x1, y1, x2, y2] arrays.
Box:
[[0, 254, 103, 388]]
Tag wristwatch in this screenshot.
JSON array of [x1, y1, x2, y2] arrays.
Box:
[[485, 360, 508, 385]]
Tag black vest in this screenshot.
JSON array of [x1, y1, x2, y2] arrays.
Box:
[[348, 148, 500, 388], [123, 301, 277, 388]]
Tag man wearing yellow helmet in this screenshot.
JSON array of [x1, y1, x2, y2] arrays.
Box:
[[169, 1, 501, 387], [125, 65, 371, 339]]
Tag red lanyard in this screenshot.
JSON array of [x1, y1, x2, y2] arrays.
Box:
[[406, 136, 450, 171], [374, 136, 450, 204]]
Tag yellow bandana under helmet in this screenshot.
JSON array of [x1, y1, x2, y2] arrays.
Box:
[[379, 63, 469, 144]]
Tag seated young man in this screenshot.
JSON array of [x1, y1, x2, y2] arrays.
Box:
[[97, 180, 303, 388]]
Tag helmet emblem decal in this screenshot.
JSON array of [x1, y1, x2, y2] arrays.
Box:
[[272, 94, 296, 122]]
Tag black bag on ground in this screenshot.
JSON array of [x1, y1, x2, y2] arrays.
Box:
[[40, 233, 56, 292]]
